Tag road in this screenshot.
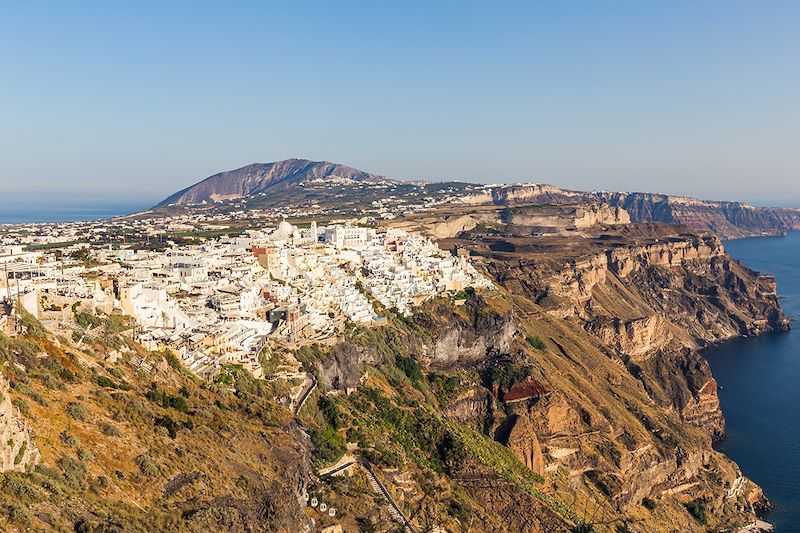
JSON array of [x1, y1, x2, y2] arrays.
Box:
[[293, 373, 317, 415]]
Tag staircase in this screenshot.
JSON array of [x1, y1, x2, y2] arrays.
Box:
[[361, 460, 417, 533]]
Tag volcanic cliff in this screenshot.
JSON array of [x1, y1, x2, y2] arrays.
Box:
[[283, 220, 787, 532]]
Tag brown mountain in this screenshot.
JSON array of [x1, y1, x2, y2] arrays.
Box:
[[156, 158, 385, 207]]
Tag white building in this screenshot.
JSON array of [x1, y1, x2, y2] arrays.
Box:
[[324, 225, 369, 249]]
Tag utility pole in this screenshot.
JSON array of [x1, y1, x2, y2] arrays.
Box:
[[3, 263, 9, 303]]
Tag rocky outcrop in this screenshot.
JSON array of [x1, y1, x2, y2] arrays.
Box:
[[459, 183, 585, 206], [501, 203, 630, 233], [0, 378, 40, 472], [503, 414, 545, 477], [429, 215, 478, 239], [431, 311, 515, 367], [574, 204, 631, 228], [585, 316, 674, 360]]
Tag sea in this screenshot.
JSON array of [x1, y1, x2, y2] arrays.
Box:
[[704, 231, 800, 532], [0, 199, 152, 224]]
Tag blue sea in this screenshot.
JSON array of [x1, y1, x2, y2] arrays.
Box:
[[704, 231, 800, 532], [0, 199, 152, 224]]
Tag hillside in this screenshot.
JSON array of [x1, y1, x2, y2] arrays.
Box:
[[0, 218, 788, 532]]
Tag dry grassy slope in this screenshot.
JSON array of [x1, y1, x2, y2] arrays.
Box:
[[296, 287, 768, 532], [0, 321, 312, 533]]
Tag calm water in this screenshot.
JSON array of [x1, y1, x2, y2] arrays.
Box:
[[0, 199, 151, 224], [704, 231, 800, 532]]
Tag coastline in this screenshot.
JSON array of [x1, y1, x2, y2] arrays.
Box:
[[702, 231, 800, 532]]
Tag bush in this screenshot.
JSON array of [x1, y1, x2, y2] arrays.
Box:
[[481, 358, 532, 390], [395, 355, 422, 384], [136, 454, 159, 476], [60, 430, 80, 449], [146, 384, 188, 412], [156, 416, 179, 439], [13, 441, 27, 465], [1, 474, 38, 501], [526, 335, 547, 350], [12, 398, 30, 417], [10, 381, 48, 406], [57, 456, 87, 488], [428, 372, 460, 407], [96, 375, 116, 388], [310, 427, 345, 465], [642, 497, 656, 510], [3, 503, 31, 525], [685, 499, 707, 524], [77, 447, 94, 462], [101, 422, 121, 437], [66, 401, 88, 421], [317, 395, 341, 429]]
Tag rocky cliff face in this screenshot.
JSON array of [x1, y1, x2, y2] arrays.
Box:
[[501, 203, 631, 232], [596, 192, 800, 238], [0, 377, 40, 472], [296, 219, 783, 530], [457, 183, 800, 238], [422, 222, 787, 530]]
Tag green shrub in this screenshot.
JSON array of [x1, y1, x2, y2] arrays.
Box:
[[10, 381, 48, 406], [96, 375, 116, 388], [3, 503, 31, 525], [14, 441, 28, 465], [480, 358, 532, 390], [57, 456, 87, 488], [101, 422, 121, 437], [395, 355, 422, 384], [66, 401, 88, 421], [136, 454, 159, 476], [146, 384, 189, 412], [77, 447, 94, 462], [12, 398, 30, 417], [526, 335, 547, 350], [1, 474, 38, 501], [685, 499, 707, 524], [310, 426, 345, 466], [317, 395, 341, 429], [428, 372, 460, 407], [156, 416, 179, 439], [60, 430, 80, 449]]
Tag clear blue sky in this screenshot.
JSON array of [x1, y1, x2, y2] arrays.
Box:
[[1, 1, 798, 206]]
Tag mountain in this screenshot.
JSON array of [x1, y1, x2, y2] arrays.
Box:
[[156, 158, 385, 207], [156, 158, 800, 238]]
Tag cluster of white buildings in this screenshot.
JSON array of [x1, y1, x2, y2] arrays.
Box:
[[1, 218, 491, 381]]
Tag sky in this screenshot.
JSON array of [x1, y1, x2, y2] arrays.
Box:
[[1, 1, 799, 206]]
